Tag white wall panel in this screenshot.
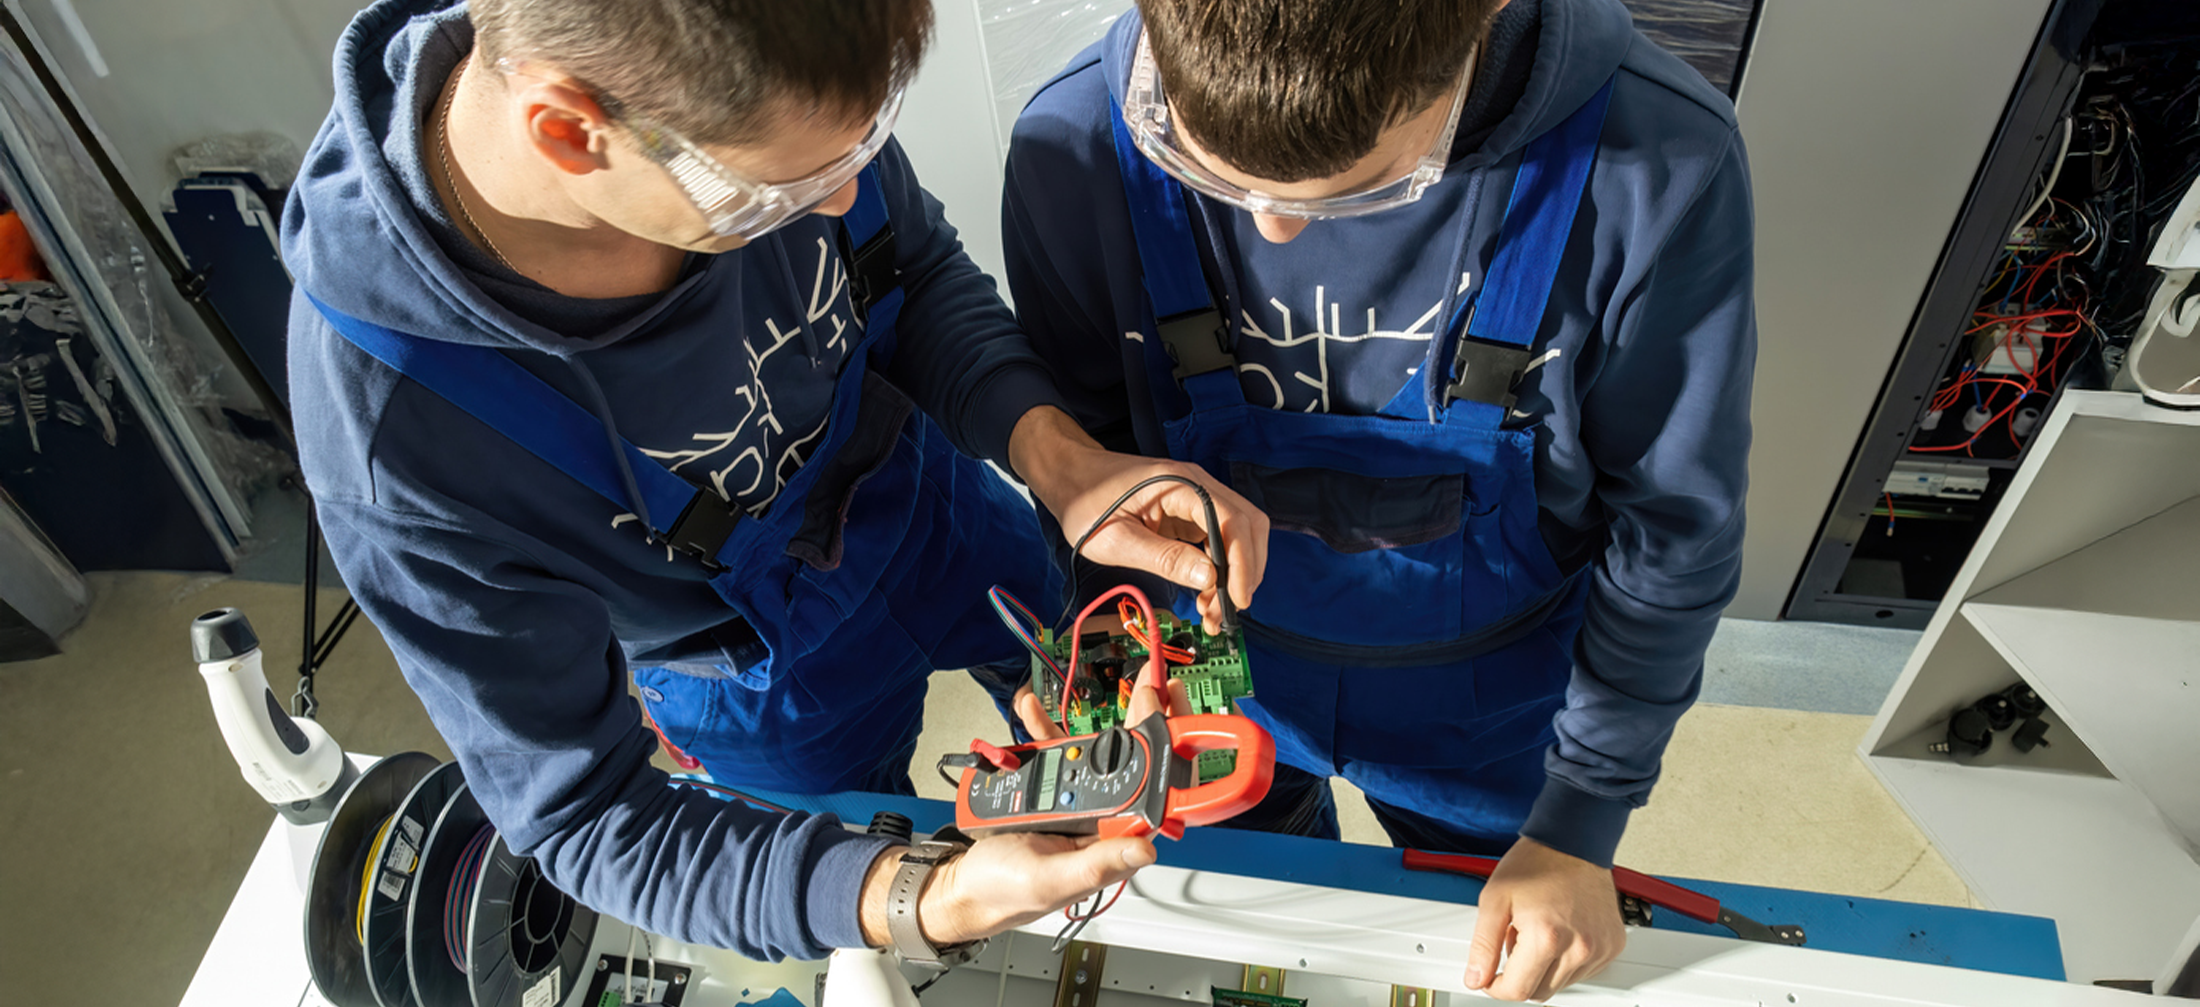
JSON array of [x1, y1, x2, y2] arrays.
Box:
[[1729, 0, 2053, 618]]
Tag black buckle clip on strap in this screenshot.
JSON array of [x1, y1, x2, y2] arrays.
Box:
[[663, 492, 741, 573], [1445, 336, 1535, 412], [1158, 308, 1236, 383], [842, 223, 900, 315]]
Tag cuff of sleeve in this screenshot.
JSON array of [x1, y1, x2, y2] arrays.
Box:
[[969, 364, 1072, 473], [807, 831, 904, 951], [1518, 777, 1633, 869]]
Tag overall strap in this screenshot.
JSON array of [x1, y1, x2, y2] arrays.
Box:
[[1107, 97, 1241, 414], [840, 166, 904, 360], [311, 166, 899, 571], [1443, 77, 1616, 424]]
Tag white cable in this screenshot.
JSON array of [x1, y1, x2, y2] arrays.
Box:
[[625, 928, 640, 1003], [2013, 117, 2074, 240]]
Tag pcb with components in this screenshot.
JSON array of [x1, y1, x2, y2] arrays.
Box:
[[1211, 989, 1308, 1007], [1029, 611, 1252, 782]]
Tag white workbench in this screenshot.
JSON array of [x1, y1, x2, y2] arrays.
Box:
[[185, 799, 2152, 1007]]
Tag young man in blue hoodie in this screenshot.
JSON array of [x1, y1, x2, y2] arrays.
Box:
[[1004, 0, 1755, 998], [282, 0, 1267, 964]]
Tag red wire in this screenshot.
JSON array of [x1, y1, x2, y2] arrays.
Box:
[[1062, 586, 1164, 733], [1911, 381, 2034, 454], [1066, 880, 1129, 922], [1116, 598, 1192, 664]]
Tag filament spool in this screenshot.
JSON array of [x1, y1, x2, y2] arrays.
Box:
[[463, 831, 597, 1007], [363, 760, 466, 1007], [305, 751, 441, 1007], [406, 783, 488, 1007], [405, 782, 596, 1007]]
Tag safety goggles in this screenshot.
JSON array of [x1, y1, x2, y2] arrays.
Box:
[[499, 60, 903, 241], [1120, 29, 1477, 220]]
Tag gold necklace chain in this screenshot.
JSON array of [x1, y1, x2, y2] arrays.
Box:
[[436, 55, 518, 275]]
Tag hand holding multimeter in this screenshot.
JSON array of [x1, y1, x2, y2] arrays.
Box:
[[962, 579, 1274, 839], [950, 709, 1275, 840], [940, 577, 1272, 959]]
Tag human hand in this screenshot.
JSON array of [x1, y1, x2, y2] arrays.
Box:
[[1013, 675, 1190, 741], [1465, 838, 1627, 1001], [858, 831, 1157, 947], [1008, 407, 1267, 633]]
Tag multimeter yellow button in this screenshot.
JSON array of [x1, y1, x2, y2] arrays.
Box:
[[1067, 746, 1083, 760]]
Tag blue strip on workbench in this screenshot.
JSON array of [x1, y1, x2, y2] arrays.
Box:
[[722, 789, 2065, 982]]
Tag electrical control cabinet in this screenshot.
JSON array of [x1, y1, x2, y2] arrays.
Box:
[[1787, 0, 2200, 627]]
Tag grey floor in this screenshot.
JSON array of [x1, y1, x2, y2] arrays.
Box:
[[0, 557, 1957, 1007]]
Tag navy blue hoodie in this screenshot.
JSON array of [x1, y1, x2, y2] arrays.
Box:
[[283, 0, 1066, 958], [1003, 0, 1755, 867]]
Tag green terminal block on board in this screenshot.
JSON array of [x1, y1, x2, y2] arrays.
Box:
[[1211, 990, 1309, 1007], [1030, 611, 1253, 783]]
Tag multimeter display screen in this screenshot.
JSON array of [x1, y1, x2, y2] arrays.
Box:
[[1036, 748, 1062, 811]]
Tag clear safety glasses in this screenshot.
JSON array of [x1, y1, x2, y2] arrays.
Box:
[[623, 88, 903, 240], [1120, 30, 1477, 220], [499, 60, 903, 241]]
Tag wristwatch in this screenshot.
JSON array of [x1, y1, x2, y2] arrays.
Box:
[[887, 838, 984, 969]]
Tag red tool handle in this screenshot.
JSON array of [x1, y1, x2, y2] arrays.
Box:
[[640, 706, 702, 771], [1400, 849, 1723, 925]]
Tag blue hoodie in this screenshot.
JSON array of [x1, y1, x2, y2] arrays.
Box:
[[1003, 0, 1755, 866], [283, 1, 1067, 959]]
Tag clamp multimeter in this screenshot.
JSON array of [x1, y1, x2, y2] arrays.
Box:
[[952, 713, 1275, 840]]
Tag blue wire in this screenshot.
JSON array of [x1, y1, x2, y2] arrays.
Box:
[[990, 586, 1062, 675]]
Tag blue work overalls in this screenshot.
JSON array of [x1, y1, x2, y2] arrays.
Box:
[[312, 169, 1056, 794], [1107, 82, 1614, 841]]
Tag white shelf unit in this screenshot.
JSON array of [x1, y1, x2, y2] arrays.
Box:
[[1862, 390, 2200, 992]]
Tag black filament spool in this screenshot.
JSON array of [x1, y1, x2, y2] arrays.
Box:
[[406, 783, 487, 1007], [465, 832, 598, 1007], [364, 760, 466, 1007], [305, 752, 441, 1007]]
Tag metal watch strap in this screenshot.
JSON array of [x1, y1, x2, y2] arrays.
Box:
[[887, 840, 981, 969]]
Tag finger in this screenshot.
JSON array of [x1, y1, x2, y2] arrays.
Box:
[[1016, 690, 1067, 741], [1152, 477, 1268, 614], [1221, 493, 1268, 612], [1124, 677, 1192, 724], [1127, 683, 1166, 725], [1543, 939, 1603, 1001], [1041, 836, 1156, 906], [1081, 521, 1219, 595], [1465, 895, 1511, 990], [1489, 930, 1560, 1003]]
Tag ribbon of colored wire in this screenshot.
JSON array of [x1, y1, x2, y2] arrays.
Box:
[[444, 824, 497, 970]]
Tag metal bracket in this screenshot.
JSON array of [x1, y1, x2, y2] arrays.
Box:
[[1053, 941, 1107, 1007]]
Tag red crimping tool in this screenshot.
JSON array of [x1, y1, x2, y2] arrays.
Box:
[[952, 713, 1275, 840], [1403, 849, 1807, 946]]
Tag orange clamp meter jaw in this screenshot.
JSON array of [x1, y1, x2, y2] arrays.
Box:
[[954, 713, 1274, 840]]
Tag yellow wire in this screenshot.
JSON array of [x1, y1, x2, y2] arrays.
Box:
[[357, 814, 396, 946]]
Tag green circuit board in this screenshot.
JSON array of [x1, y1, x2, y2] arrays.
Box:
[[1030, 611, 1253, 783]]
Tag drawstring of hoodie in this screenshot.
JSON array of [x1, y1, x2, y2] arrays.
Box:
[[565, 355, 664, 538], [553, 225, 850, 541]]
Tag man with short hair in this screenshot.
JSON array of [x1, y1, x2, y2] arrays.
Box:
[[1004, 0, 1755, 997], [283, 0, 1264, 961]]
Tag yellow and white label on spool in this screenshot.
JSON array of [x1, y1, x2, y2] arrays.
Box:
[[521, 968, 560, 1007]]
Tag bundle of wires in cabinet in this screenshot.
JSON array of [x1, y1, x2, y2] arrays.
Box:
[[1913, 38, 2200, 461]]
